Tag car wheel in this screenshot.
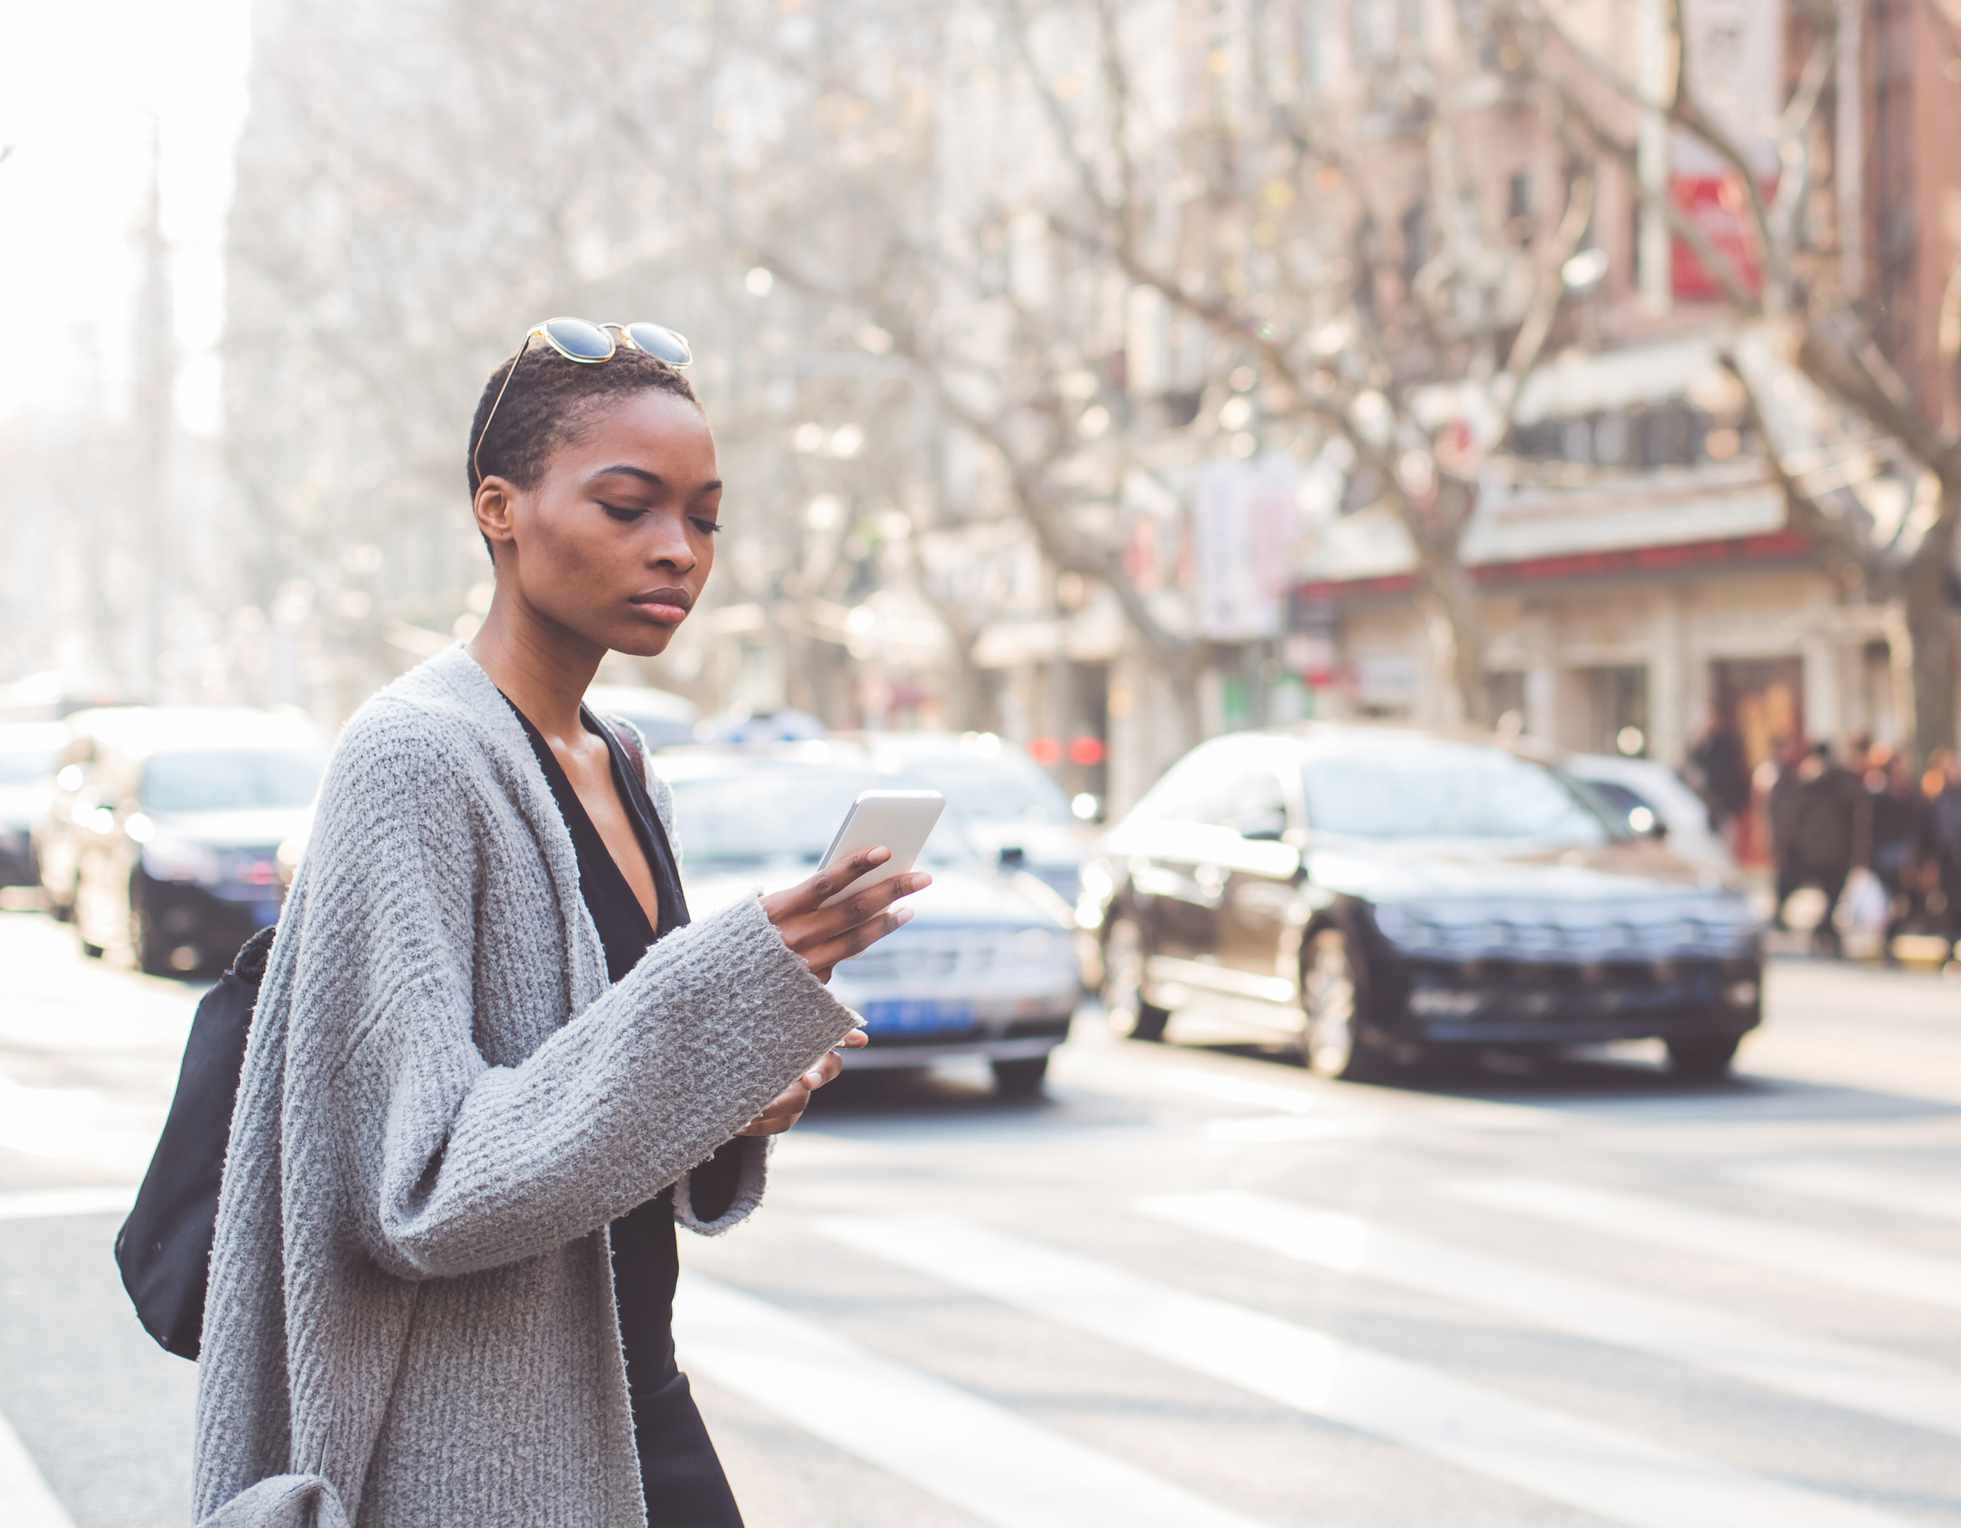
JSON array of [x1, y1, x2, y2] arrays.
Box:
[[1300, 928, 1376, 1080], [1101, 915, 1169, 1041], [1666, 1035, 1740, 1080], [991, 1056, 1049, 1098], [129, 897, 171, 977], [78, 925, 105, 959]]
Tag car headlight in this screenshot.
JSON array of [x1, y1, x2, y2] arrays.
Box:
[[140, 837, 225, 885], [1370, 903, 1430, 947], [1012, 926, 1078, 968]]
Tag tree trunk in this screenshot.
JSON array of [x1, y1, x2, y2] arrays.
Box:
[[1422, 556, 1490, 729], [1901, 535, 1960, 763]]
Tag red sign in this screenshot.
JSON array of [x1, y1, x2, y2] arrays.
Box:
[[1670, 175, 1767, 300]]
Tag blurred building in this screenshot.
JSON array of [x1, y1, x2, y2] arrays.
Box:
[[1270, 0, 1958, 782]]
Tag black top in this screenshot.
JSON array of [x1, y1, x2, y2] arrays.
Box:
[[502, 693, 745, 1526]]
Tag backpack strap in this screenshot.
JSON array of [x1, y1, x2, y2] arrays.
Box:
[[604, 713, 648, 788]]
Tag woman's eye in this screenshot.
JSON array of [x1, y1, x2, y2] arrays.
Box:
[[599, 504, 644, 523], [691, 517, 723, 536]]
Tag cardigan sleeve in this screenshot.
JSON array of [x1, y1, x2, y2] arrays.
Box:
[[294, 701, 861, 1281], [638, 739, 777, 1236]]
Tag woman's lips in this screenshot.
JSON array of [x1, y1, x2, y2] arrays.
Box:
[[628, 600, 689, 624]]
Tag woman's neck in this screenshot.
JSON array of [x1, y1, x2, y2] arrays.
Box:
[[466, 595, 603, 742]]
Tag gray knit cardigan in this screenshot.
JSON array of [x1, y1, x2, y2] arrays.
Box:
[[191, 644, 863, 1527]]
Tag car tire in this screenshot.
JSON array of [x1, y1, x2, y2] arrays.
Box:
[[1299, 928, 1378, 1081], [78, 927, 105, 959], [1666, 1035, 1741, 1080], [129, 898, 171, 977], [1101, 914, 1170, 1042], [991, 1056, 1050, 1099]]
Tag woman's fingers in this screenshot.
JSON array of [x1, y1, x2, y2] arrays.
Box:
[[733, 1032, 866, 1136], [736, 1079, 810, 1136], [802, 846, 892, 911], [797, 906, 915, 977]]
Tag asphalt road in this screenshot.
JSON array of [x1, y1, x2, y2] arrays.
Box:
[[2, 903, 1958, 1527]]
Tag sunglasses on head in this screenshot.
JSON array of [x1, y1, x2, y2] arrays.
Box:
[[472, 317, 695, 485]]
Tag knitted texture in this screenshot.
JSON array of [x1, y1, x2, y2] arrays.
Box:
[[192, 644, 861, 1527]]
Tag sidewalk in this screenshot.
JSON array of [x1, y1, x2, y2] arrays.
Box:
[[1744, 867, 1960, 971]]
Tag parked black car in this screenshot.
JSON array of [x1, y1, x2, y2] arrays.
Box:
[[1081, 725, 1763, 1081], [70, 711, 327, 975]]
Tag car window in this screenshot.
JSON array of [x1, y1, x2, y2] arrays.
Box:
[[139, 748, 327, 814], [0, 748, 58, 786], [879, 749, 1072, 825], [1301, 744, 1611, 844], [1130, 742, 1238, 825], [1210, 766, 1291, 835], [667, 767, 981, 872]]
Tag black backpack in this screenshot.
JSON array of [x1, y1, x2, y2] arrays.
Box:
[[114, 923, 276, 1359], [115, 716, 652, 1360]]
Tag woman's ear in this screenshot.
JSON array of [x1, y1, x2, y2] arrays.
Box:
[[473, 478, 519, 560]]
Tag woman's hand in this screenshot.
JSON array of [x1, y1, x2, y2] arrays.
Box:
[[760, 845, 932, 984], [736, 1028, 870, 1136]]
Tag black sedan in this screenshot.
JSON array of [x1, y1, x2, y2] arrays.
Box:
[[1079, 725, 1763, 1081], [71, 713, 326, 975]]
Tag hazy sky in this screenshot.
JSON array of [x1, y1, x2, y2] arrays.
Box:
[[0, 0, 252, 434]]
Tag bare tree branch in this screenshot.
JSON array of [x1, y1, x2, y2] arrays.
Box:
[[1489, 168, 1598, 455], [1719, 350, 1869, 591]]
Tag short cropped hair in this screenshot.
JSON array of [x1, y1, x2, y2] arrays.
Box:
[[466, 340, 699, 560]]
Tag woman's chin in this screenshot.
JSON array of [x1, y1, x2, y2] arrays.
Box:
[[611, 622, 677, 659]]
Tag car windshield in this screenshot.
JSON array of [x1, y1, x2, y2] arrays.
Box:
[[0, 749, 57, 787], [877, 750, 1072, 825], [139, 747, 327, 814], [1302, 745, 1613, 845], [668, 767, 980, 872]]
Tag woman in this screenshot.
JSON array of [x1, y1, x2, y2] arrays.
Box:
[[193, 319, 928, 1527]]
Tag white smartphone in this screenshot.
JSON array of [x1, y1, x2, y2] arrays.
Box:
[[816, 789, 945, 908]]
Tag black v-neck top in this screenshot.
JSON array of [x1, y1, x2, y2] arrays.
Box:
[[501, 693, 745, 1525]]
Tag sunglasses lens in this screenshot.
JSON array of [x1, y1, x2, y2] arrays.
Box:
[[540, 317, 615, 361], [626, 322, 693, 368]]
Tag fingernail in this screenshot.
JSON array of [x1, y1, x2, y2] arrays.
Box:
[[868, 845, 891, 863], [804, 1070, 823, 1087], [894, 907, 914, 925]]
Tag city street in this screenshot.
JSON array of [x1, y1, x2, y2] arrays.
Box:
[[3, 904, 1959, 1527]]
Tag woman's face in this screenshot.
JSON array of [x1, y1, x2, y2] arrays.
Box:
[[486, 389, 720, 658]]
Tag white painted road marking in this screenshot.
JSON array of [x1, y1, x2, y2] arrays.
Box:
[[674, 1276, 1268, 1528], [1455, 1178, 1961, 1313], [816, 1215, 1904, 1528], [1141, 1189, 1961, 1442], [0, 1186, 137, 1223], [0, 1409, 74, 1528], [1733, 1159, 1961, 1225]]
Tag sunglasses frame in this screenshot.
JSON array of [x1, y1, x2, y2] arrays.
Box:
[[471, 317, 694, 487]]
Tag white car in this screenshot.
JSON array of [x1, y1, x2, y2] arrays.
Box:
[[1565, 754, 1735, 874], [832, 731, 1097, 909], [661, 752, 1081, 1097]]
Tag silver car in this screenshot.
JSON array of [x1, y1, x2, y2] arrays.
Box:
[[661, 752, 1081, 1097]]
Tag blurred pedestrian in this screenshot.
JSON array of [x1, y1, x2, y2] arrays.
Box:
[[1928, 752, 1961, 944], [191, 319, 929, 1527], [1863, 747, 1926, 956], [1770, 740, 1868, 956], [1686, 706, 1752, 849]]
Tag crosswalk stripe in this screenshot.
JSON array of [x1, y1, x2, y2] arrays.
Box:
[[0, 1410, 74, 1528], [1454, 1178, 1961, 1313], [674, 1276, 1268, 1528], [1732, 1161, 1961, 1225], [1139, 1189, 1961, 1442], [0, 1186, 137, 1223], [816, 1215, 1903, 1528]]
